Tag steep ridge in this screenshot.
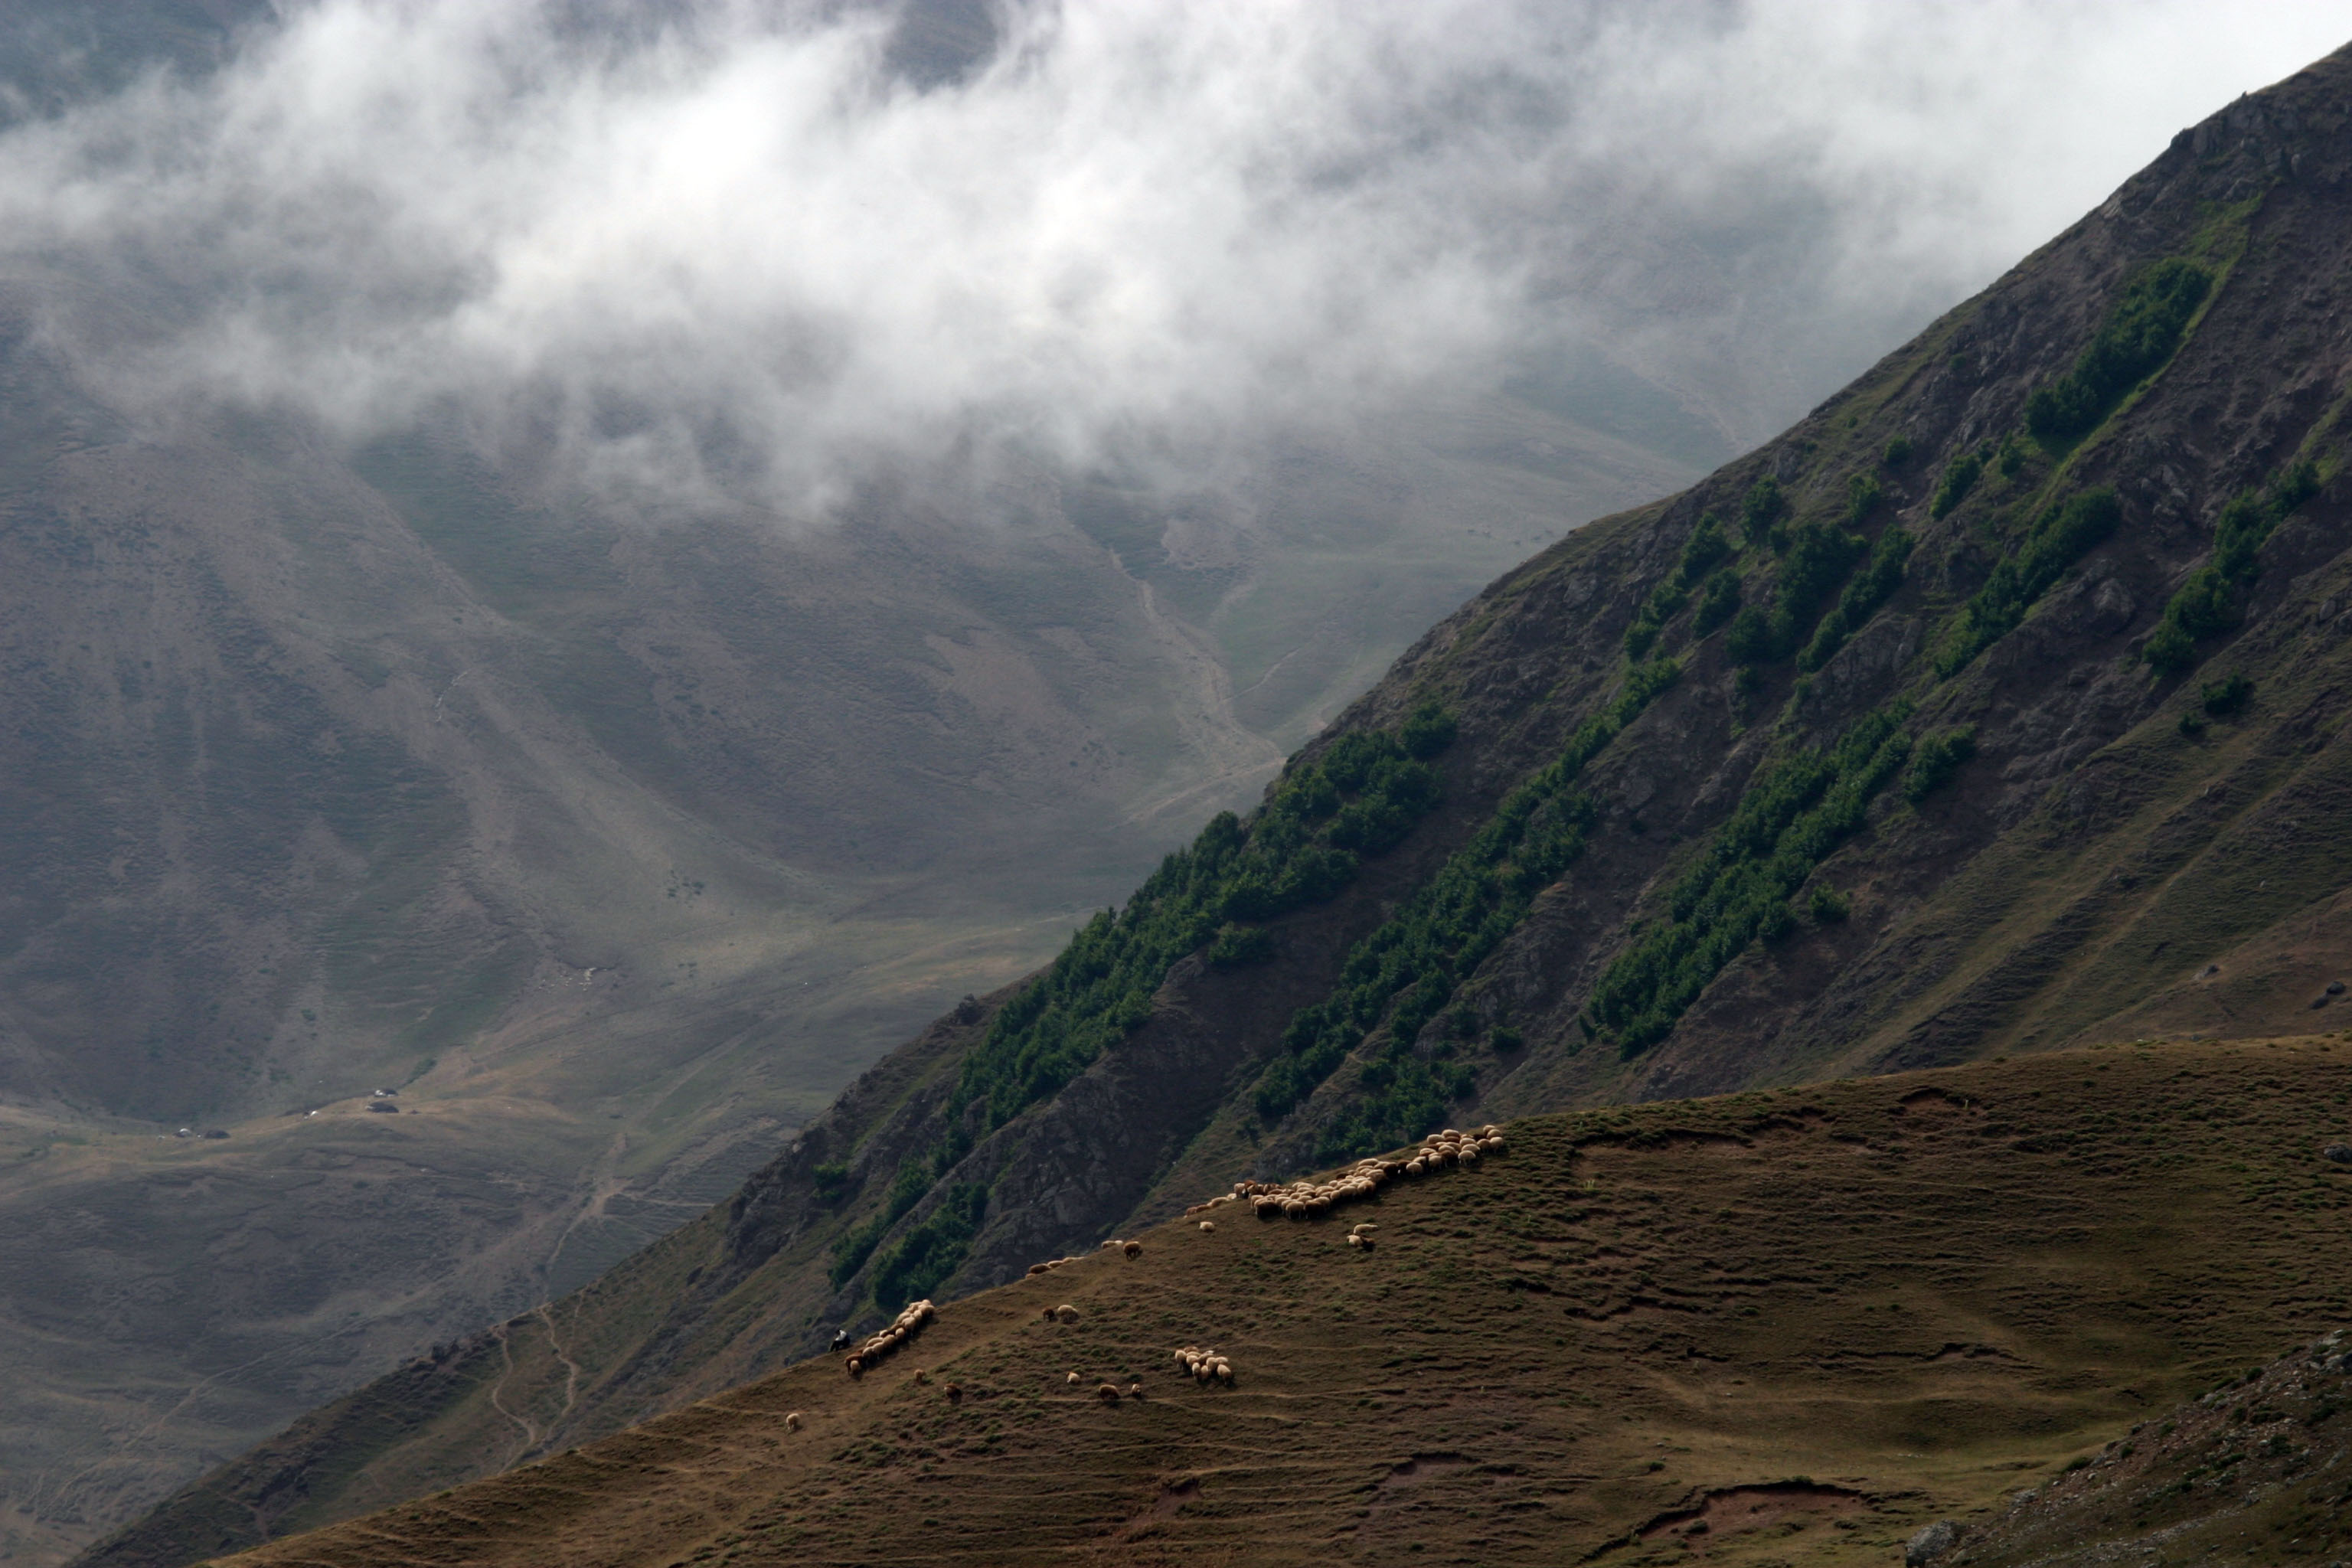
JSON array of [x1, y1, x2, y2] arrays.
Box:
[[216, 1038, 2352, 1566], [80, 41, 2352, 1567]]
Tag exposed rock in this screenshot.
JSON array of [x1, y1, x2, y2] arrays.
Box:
[[1906, 1519, 1962, 1566], [2323, 1142, 2352, 1165]]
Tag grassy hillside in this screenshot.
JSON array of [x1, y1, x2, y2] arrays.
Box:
[[83, 41, 2352, 1567], [211, 1037, 2352, 1567]]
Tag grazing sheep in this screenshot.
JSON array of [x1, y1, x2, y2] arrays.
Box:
[[845, 1357, 864, 1378], [1459, 1146, 1479, 1166], [1351, 1223, 1377, 1236], [1041, 1306, 1060, 1322], [1128, 1383, 1145, 1399], [1027, 1263, 1050, 1276], [1345, 1233, 1362, 1248], [1096, 1382, 1122, 1402], [1217, 1363, 1234, 1384], [1198, 1220, 1216, 1233], [945, 1383, 962, 1403], [1067, 1370, 1081, 1385], [1123, 1240, 1142, 1259], [913, 1370, 930, 1386], [1055, 1304, 1082, 1324], [785, 1411, 802, 1432]]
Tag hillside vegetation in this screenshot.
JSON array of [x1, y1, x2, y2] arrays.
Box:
[[217, 1038, 2352, 1567], [80, 40, 2352, 1568]]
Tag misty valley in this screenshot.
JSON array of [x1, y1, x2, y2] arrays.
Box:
[[5, 5, 2352, 1568]]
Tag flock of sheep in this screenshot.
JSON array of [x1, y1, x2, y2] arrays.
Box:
[[804, 1122, 1508, 1423], [1183, 1124, 1508, 1224], [841, 1297, 936, 1378]]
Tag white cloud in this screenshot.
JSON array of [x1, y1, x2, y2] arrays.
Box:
[[0, 0, 2342, 512]]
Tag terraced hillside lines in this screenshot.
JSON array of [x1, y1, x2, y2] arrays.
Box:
[[219, 1039, 2352, 1568]]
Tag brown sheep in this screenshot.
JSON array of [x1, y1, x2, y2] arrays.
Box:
[[1197, 1220, 1216, 1233], [1027, 1263, 1050, 1276], [945, 1383, 962, 1403], [785, 1411, 802, 1432], [1040, 1306, 1059, 1322], [1096, 1382, 1122, 1402], [1055, 1304, 1082, 1324], [1122, 1240, 1142, 1259], [845, 1357, 864, 1378], [913, 1369, 930, 1385]]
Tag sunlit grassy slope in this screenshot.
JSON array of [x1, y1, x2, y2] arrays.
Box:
[[218, 1034, 2352, 1567]]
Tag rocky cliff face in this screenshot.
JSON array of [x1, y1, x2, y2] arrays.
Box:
[[78, 41, 2352, 1568]]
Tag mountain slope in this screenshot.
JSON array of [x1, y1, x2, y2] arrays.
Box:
[[216, 1037, 2352, 1566], [79, 38, 2352, 1568]]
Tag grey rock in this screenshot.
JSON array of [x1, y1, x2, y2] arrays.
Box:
[[1906, 1520, 1962, 1566], [2324, 1143, 2352, 1165]]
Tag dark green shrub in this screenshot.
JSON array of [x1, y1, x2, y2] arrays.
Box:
[[1996, 431, 2027, 478], [1624, 514, 1736, 658], [1261, 660, 1684, 1152], [2024, 257, 2212, 443], [1798, 527, 1915, 672], [1883, 434, 1913, 468], [2200, 671, 2252, 717], [1933, 488, 2120, 676], [1766, 521, 1867, 658], [1400, 701, 1458, 760], [1725, 606, 1773, 665], [812, 1161, 852, 1201], [2177, 710, 2207, 738], [830, 1158, 935, 1286], [1490, 1024, 1524, 1052], [871, 1183, 988, 1308], [1846, 472, 1884, 524], [1901, 726, 1977, 803], [1205, 923, 1276, 969], [1680, 511, 1733, 578], [1741, 476, 1788, 548], [2143, 466, 2321, 675], [1586, 704, 1913, 1055], [1808, 884, 1851, 923], [1693, 568, 1742, 634], [1930, 451, 1982, 519]]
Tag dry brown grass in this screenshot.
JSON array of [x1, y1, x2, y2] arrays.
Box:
[[216, 1035, 2352, 1567]]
